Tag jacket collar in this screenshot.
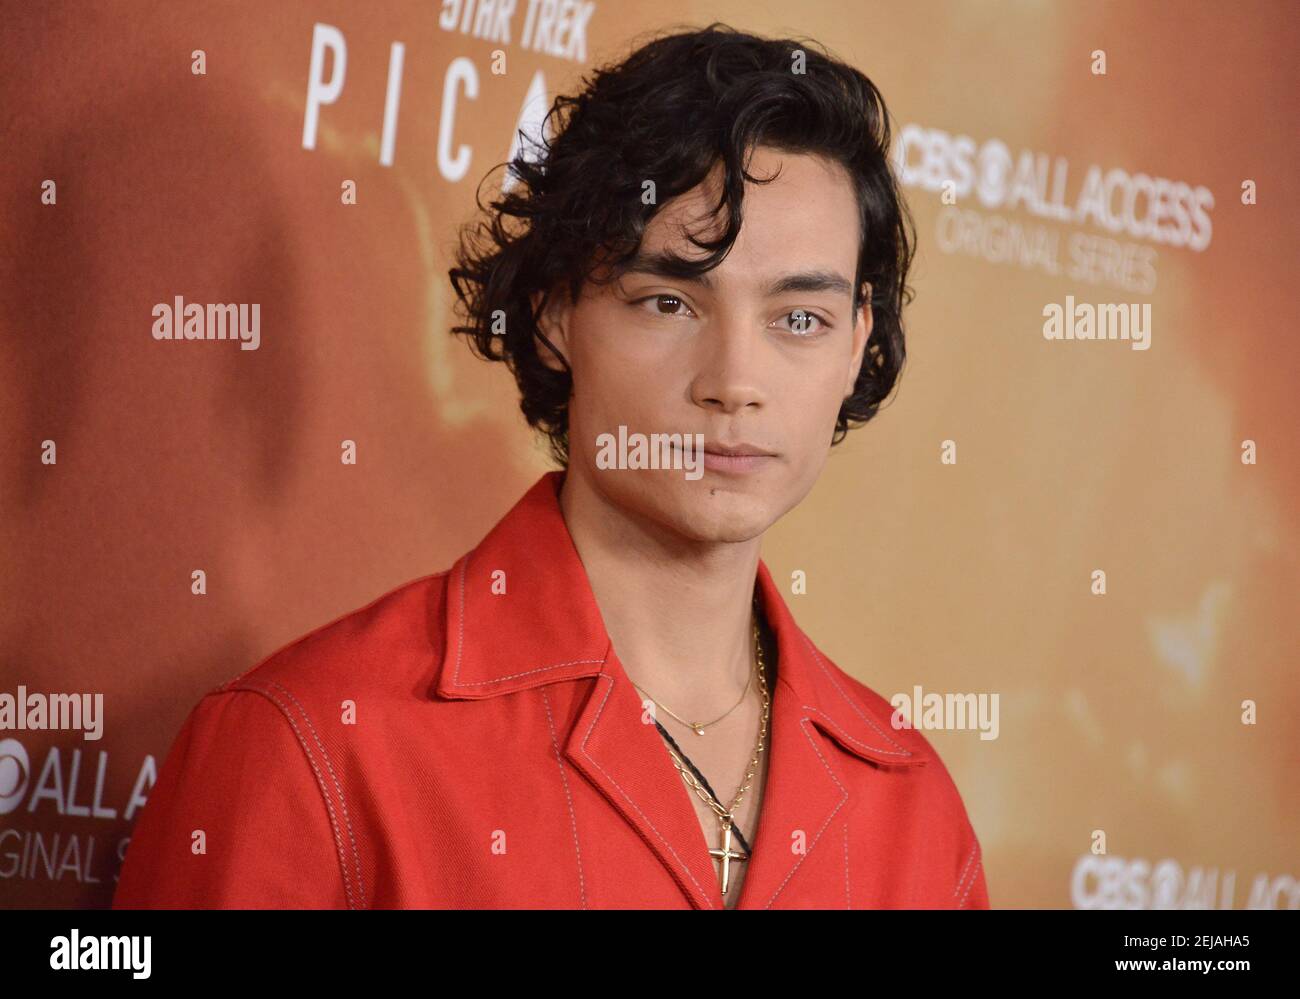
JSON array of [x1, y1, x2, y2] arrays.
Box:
[[436, 471, 928, 908]]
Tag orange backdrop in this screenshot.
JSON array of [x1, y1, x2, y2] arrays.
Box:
[[1, 0, 1296, 909]]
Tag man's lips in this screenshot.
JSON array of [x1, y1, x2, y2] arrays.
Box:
[[702, 442, 777, 457], [699, 450, 775, 472], [668, 439, 778, 474]]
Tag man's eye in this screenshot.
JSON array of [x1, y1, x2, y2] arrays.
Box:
[[634, 294, 694, 318], [777, 309, 827, 335]]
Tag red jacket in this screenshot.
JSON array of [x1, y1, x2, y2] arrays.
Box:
[[114, 471, 989, 909]]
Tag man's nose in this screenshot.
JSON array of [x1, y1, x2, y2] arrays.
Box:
[[687, 310, 769, 414]]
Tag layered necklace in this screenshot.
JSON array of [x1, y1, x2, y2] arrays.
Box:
[[630, 597, 771, 897]]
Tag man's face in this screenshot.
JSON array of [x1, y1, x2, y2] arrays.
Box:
[[536, 146, 872, 543]]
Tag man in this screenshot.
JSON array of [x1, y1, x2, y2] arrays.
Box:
[[114, 23, 988, 910]]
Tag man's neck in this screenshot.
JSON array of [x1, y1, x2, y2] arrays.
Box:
[[557, 470, 762, 712]]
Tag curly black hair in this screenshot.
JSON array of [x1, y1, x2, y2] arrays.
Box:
[[448, 22, 916, 468]]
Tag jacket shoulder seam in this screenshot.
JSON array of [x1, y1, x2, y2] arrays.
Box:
[[954, 836, 982, 908], [219, 681, 366, 909]]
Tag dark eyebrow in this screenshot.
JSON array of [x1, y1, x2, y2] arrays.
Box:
[[622, 251, 856, 300]]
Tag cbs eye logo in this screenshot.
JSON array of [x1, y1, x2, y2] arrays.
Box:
[[0, 739, 30, 815]]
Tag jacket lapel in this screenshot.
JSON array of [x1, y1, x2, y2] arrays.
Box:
[[732, 560, 929, 909], [436, 471, 931, 910], [562, 644, 726, 909]]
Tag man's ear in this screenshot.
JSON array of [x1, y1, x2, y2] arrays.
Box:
[[844, 283, 873, 398], [530, 288, 571, 372]]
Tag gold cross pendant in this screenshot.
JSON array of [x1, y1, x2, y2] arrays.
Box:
[[707, 815, 748, 895]]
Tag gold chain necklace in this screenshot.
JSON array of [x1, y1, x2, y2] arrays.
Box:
[[630, 654, 753, 735], [654, 609, 771, 896]]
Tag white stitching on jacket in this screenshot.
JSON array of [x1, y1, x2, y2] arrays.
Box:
[[267, 680, 367, 908], [577, 672, 715, 909], [228, 682, 358, 909], [798, 634, 916, 757], [758, 717, 848, 909], [452, 558, 606, 686], [541, 686, 587, 909], [954, 839, 982, 908], [843, 820, 852, 910]]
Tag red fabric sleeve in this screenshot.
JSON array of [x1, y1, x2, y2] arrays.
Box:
[[112, 688, 352, 909], [956, 832, 990, 909]]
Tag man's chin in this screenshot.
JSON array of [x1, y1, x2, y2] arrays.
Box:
[[656, 481, 777, 543], [583, 467, 784, 543]]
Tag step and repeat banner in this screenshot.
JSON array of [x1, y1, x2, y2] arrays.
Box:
[[1, 1, 1296, 909]]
